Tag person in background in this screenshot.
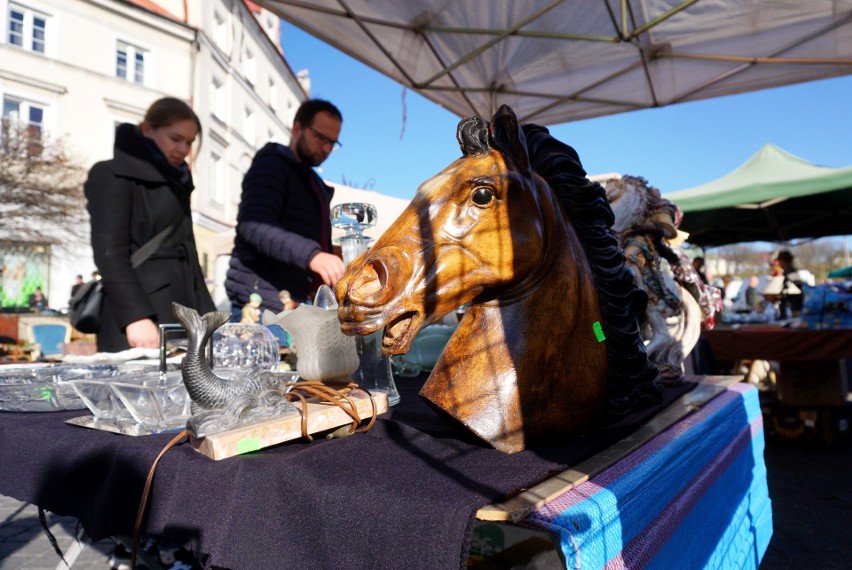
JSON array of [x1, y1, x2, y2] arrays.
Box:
[[84, 97, 215, 353], [27, 287, 48, 312], [769, 257, 784, 276], [224, 99, 345, 333], [69, 275, 84, 300], [744, 275, 762, 310], [775, 249, 804, 314]]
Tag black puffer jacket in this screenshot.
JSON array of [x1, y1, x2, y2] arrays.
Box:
[[84, 124, 216, 352], [225, 143, 334, 310]]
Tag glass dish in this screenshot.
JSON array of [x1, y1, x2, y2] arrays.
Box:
[[0, 364, 127, 412], [110, 371, 191, 430], [70, 372, 148, 422]]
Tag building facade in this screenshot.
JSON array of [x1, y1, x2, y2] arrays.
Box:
[[0, 0, 307, 309]]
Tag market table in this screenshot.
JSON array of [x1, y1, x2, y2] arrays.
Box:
[[704, 326, 852, 407], [704, 325, 852, 362], [0, 374, 770, 569]]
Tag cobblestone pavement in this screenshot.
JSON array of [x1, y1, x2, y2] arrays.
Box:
[[0, 496, 113, 570], [759, 433, 851, 569]]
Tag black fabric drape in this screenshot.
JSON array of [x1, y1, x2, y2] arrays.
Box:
[[0, 375, 695, 569]]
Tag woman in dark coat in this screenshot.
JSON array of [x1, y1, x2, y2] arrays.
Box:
[[84, 97, 215, 352]]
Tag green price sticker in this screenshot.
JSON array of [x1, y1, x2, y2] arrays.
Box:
[[236, 437, 261, 455], [592, 321, 606, 343]]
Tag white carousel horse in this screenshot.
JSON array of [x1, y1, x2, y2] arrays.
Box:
[[601, 175, 722, 382]]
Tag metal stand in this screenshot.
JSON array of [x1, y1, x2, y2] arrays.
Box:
[[158, 323, 212, 379]]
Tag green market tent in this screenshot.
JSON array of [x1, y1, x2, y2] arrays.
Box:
[[665, 144, 852, 247], [828, 265, 852, 278]]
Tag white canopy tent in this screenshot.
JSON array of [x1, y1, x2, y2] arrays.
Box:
[[259, 0, 852, 124]]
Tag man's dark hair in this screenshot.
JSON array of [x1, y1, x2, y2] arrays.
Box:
[[294, 99, 343, 127]]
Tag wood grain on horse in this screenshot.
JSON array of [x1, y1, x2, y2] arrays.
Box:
[[336, 105, 657, 453]]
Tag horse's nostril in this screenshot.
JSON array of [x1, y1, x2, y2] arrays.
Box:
[[350, 259, 388, 302], [371, 260, 388, 289]]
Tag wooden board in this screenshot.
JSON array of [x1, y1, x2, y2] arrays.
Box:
[[191, 389, 388, 460], [476, 376, 743, 522]]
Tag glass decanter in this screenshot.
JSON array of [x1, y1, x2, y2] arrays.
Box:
[[331, 202, 400, 406]]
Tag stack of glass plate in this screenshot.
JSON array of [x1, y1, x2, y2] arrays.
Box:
[[68, 370, 193, 435], [0, 364, 126, 412]]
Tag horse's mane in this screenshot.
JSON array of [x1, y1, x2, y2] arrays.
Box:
[[456, 117, 660, 418]]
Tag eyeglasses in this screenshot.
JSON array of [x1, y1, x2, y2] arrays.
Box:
[[307, 126, 342, 150]]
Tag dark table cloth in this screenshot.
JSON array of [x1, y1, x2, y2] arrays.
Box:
[[0, 375, 694, 569], [704, 326, 852, 362]]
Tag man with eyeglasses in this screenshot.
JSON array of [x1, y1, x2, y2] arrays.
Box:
[[225, 99, 346, 333]]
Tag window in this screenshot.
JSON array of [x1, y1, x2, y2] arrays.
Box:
[[8, 8, 23, 47], [2, 96, 46, 155], [7, 3, 49, 54], [209, 152, 224, 204], [116, 40, 146, 83], [3, 96, 44, 134]]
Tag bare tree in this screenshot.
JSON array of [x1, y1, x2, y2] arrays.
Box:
[[0, 120, 87, 244], [716, 243, 768, 276], [787, 238, 847, 282]]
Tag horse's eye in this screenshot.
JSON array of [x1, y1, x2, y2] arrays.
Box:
[[471, 187, 494, 206]]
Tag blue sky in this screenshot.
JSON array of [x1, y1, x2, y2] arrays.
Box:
[[280, 22, 852, 202]]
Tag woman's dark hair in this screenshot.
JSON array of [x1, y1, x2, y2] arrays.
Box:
[[142, 97, 203, 149]]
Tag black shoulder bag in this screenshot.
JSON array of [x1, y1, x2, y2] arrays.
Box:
[[69, 223, 178, 333]]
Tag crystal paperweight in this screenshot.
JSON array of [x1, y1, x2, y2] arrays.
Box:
[[212, 323, 280, 371]]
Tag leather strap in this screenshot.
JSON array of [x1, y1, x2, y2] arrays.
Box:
[[128, 381, 378, 568]]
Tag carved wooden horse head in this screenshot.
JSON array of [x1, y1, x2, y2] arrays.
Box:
[[336, 105, 658, 453]]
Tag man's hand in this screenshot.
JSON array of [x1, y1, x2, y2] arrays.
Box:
[[125, 318, 160, 348], [309, 252, 346, 286]]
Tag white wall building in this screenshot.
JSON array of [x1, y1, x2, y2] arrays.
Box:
[[0, 0, 307, 309]]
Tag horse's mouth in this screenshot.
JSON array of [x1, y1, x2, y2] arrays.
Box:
[[382, 311, 419, 355]]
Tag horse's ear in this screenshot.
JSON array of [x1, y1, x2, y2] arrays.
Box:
[[489, 105, 531, 176]]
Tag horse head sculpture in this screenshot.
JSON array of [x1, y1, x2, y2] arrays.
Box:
[[336, 105, 659, 453]]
